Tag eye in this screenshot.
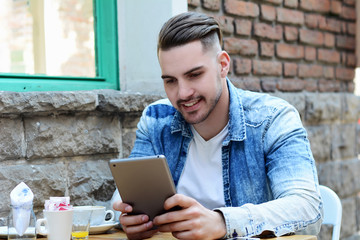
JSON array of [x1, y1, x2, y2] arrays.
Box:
[[189, 72, 202, 79], [164, 78, 176, 84]]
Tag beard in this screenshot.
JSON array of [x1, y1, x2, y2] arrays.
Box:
[[177, 79, 223, 125]]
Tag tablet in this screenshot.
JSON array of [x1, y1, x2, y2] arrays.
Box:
[[109, 155, 177, 220]]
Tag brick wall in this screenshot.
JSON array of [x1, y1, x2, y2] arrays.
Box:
[[189, 0, 360, 239], [188, 0, 356, 94]]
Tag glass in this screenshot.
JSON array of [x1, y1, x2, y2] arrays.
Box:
[[72, 209, 92, 240], [0, 0, 95, 77], [7, 204, 36, 240]]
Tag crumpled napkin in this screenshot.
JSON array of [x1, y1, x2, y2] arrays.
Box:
[[10, 182, 34, 236], [44, 196, 72, 211]]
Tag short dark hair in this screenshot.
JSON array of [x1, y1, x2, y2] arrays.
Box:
[[157, 12, 222, 53]]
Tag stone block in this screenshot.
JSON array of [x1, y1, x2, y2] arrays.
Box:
[[331, 124, 357, 161], [306, 125, 331, 163], [341, 197, 357, 238], [122, 130, 137, 158], [67, 160, 116, 206], [120, 112, 141, 129], [342, 94, 360, 122], [356, 193, 360, 233], [305, 93, 341, 123], [0, 91, 98, 114], [24, 115, 122, 159], [0, 117, 26, 160], [318, 158, 360, 198], [272, 93, 306, 119], [0, 163, 67, 212], [96, 90, 163, 113]]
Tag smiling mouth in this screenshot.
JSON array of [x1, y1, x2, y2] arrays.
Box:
[[184, 100, 199, 107], [179, 98, 202, 112]]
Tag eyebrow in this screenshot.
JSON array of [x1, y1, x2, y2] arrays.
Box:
[[161, 66, 204, 79]]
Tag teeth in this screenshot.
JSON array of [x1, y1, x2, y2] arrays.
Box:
[[184, 101, 198, 107]]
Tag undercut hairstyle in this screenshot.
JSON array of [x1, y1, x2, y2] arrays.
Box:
[[157, 12, 223, 54]]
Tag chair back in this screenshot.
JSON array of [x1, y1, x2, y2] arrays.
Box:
[[319, 185, 342, 240]]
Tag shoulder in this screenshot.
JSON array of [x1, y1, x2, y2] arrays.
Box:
[[235, 89, 298, 125], [144, 98, 177, 119], [240, 90, 292, 111]]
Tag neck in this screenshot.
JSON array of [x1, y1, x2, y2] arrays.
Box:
[[193, 79, 229, 141]]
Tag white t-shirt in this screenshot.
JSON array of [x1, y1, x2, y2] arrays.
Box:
[[176, 123, 228, 209]]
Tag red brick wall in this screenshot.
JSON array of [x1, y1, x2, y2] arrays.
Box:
[[188, 0, 356, 93]]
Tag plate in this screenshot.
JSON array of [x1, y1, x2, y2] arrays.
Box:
[[0, 222, 119, 237], [0, 226, 37, 238], [90, 221, 118, 234]]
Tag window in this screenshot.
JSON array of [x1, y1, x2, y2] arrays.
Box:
[[0, 0, 118, 91]]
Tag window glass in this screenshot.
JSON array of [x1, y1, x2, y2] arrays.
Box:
[[0, 0, 95, 77]]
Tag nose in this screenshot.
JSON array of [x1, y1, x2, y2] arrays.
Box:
[[178, 79, 194, 100]]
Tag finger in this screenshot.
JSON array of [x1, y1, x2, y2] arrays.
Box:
[[113, 201, 133, 213], [123, 219, 154, 235], [120, 214, 150, 227], [164, 194, 195, 210], [157, 219, 191, 233]]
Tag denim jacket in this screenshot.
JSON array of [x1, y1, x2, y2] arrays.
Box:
[[129, 79, 322, 238]]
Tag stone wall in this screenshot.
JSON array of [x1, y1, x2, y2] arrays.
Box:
[[0, 90, 358, 238], [0, 91, 163, 224]]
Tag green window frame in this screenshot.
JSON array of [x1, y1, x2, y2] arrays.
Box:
[[0, 0, 119, 92]]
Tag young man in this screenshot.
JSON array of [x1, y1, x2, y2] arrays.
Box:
[[113, 12, 322, 240]]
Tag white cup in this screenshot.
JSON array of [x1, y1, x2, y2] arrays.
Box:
[[73, 206, 115, 226], [36, 209, 73, 240]]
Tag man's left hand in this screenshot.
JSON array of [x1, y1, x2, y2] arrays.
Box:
[[153, 194, 226, 240]]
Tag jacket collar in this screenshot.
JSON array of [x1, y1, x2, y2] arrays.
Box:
[[170, 78, 247, 142]]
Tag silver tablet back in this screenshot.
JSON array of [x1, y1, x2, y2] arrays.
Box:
[[109, 155, 176, 220]]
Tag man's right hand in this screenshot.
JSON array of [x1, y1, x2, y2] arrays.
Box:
[[113, 200, 159, 240]]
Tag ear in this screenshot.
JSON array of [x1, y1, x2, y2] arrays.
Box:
[[217, 51, 230, 78]]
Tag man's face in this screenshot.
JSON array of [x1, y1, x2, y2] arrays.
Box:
[[158, 41, 225, 125]]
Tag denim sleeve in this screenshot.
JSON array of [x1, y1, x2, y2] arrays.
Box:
[[215, 105, 323, 238]]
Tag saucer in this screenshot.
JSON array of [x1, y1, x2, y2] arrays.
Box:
[[0, 226, 37, 238], [90, 221, 118, 234], [0, 226, 7, 238]]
